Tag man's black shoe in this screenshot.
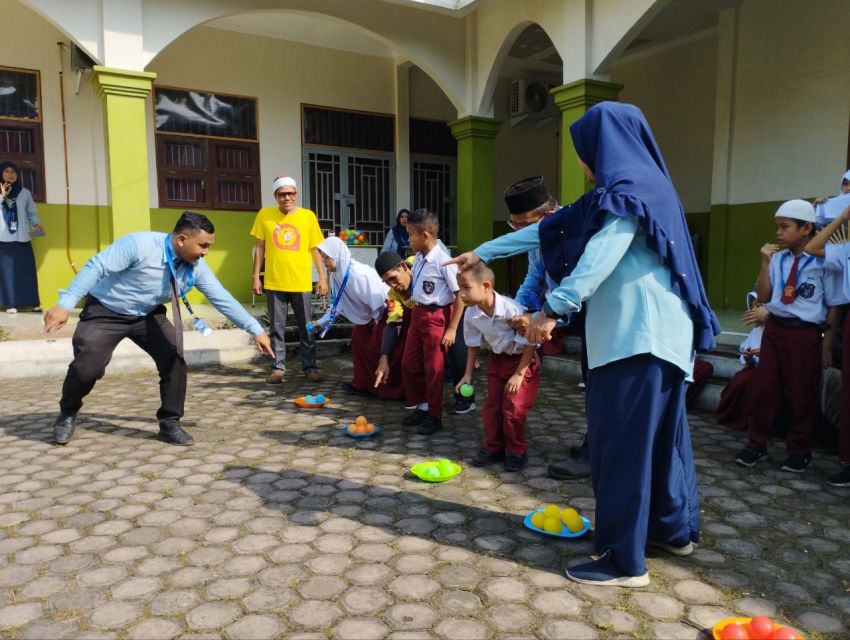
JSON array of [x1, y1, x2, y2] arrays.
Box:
[[52, 413, 77, 445], [402, 409, 428, 427], [342, 382, 369, 396], [548, 457, 591, 480], [158, 420, 195, 446], [471, 449, 505, 467], [417, 416, 442, 435], [504, 452, 528, 472]]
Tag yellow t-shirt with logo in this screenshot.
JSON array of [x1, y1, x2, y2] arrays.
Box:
[[250, 206, 324, 292]]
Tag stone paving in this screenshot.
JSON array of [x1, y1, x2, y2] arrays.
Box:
[[0, 355, 848, 639]]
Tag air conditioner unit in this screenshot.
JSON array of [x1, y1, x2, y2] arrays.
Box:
[[510, 79, 554, 117]]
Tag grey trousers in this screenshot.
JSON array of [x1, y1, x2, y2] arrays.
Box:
[[266, 290, 316, 373]]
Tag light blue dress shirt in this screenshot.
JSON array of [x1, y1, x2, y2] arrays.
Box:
[[58, 232, 264, 337], [822, 243, 850, 306], [764, 249, 827, 325], [474, 213, 694, 377]]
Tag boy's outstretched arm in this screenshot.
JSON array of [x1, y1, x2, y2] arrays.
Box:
[[805, 205, 850, 257]]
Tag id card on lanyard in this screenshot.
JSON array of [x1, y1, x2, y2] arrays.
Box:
[[328, 265, 352, 325], [165, 236, 211, 336]]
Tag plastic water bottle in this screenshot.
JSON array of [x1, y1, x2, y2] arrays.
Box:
[[193, 318, 212, 337]]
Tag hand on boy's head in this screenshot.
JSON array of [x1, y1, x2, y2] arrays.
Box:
[[443, 251, 480, 272]]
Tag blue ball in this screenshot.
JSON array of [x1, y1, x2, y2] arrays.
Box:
[[315, 394, 325, 403], [305, 395, 315, 403]]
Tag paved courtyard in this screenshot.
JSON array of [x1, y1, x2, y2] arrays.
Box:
[[0, 355, 848, 639]]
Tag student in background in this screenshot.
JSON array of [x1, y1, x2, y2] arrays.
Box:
[[382, 209, 411, 254], [805, 202, 850, 486], [735, 200, 831, 473]]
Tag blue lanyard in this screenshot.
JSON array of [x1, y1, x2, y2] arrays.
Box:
[[779, 251, 814, 294], [328, 265, 351, 322], [164, 235, 195, 316], [411, 257, 427, 291]]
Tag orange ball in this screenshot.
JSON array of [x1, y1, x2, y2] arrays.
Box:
[[355, 415, 367, 427], [365, 423, 375, 433]]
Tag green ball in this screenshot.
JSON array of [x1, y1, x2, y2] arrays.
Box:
[[459, 384, 474, 398]]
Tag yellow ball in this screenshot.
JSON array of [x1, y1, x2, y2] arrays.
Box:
[[561, 508, 579, 524], [530, 512, 546, 529], [543, 517, 563, 534], [543, 504, 561, 520], [564, 514, 585, 533]]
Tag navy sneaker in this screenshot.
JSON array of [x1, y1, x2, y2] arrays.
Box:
[[647, 540, 695, 556], [780, 453, 812, 473], [402, 409, 428, 427], [735, 446, 766, 467], [827, 466, 850, 487], [452, 396, 476, 415], [565, 552, 649, 587], [504, 452, 528, 472], [471, 449, 505, 467], [417, 416, 442, 435]]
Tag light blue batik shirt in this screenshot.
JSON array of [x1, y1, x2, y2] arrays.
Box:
[[474, 213, 694, 377]]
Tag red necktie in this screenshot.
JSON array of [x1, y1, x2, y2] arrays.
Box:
[[780, 255, 800, 304]]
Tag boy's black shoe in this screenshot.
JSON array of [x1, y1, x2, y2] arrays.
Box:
[[417, 416, 442, 435], [504, 452, 528, 472], [734, 446, 766, 467], [402, 409, 428, 427], [453, 396, 476, 415], [780, 453, 812, 473], [471, 449, 505, 467], [826, 466, 850, 486]]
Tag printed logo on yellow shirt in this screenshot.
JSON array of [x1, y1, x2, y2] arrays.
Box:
[[272, 223, 301, 251]]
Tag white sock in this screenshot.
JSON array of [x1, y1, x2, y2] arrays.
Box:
[[417, 402, 428, 411]]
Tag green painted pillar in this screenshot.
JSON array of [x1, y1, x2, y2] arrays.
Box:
[[91, 66, 156, 244], [449, 116, 501, 252], [551, 79, 623, 203]]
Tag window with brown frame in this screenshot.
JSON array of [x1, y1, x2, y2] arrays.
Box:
[[0, 66, 45, 202], [153, 86, 260, 211]]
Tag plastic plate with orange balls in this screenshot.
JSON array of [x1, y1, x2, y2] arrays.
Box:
[[343, 415, 380, 438], [524, 505, 591, 538], [712, 616, 804, 640]]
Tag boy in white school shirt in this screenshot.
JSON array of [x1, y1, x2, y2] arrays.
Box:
[[454, 262, 540, 472], [400, 209, 465, 435]]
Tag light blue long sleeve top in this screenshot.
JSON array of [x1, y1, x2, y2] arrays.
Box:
[[0, 187, 40, 242], [58, 232, 264, 337], [474, 214, 694, 377]]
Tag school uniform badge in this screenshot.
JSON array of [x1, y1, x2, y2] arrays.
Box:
[[796, 282, 815, 299], [423, 281, 435, 295]]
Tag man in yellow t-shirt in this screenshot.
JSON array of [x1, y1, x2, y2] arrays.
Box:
[[251, 176, 328, 383]]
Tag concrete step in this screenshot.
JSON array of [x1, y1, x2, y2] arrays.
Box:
[[0, 325, 354, 379]]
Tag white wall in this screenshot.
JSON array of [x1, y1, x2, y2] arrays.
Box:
[[610, 34, 718, 213], [146, 25, 398, 209], [491, 77, 560, 221], [409, 67, 457, 122], [724, 0, 850, 204], [1, 0, 107, 206]]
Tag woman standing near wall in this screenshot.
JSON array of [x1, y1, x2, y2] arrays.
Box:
[[382, 209, 410, 254], [0, 161, 43, 313]]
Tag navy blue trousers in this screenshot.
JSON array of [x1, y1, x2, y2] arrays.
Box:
[[586, 354, 700, 576]]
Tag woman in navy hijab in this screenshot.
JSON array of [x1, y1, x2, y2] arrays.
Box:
[[449, 102, 719, 586], [382, 208, 410, 254]]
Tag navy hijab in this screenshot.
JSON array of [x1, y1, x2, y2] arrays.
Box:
[[539, 102, 719, 351], [391, 209, 410, 249], [0, 161, 23, 232]]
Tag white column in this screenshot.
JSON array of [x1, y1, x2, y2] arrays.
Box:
[[710, 6, 740, 206], [394, 62, 412, 212]]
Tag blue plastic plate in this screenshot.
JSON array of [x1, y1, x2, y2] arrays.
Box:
[[523, 510, 590, 538], [342, 425, 382, 438]]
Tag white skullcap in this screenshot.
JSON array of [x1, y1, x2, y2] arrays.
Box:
[[272, 176, 297, 193], [775, 199, 815, 223]]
